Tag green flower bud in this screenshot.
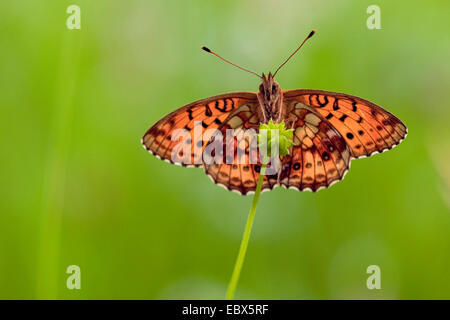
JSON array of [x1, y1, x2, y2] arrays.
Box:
[[257, 120, 294, 158]]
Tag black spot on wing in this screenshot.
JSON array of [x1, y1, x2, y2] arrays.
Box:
[[339, 115, 347, 122]]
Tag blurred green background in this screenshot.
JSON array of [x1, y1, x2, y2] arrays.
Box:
[[1, 0, 449, 299]]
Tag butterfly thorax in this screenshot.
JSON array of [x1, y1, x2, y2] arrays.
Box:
[[257, 72, 285, 123]]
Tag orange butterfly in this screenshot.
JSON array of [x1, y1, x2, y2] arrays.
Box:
[[142, 31, 407, 195]]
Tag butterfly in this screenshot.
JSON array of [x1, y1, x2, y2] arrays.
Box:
[[141, 30, 407, 195]]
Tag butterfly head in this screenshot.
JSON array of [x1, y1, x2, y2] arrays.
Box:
[[259, 72, 279, 96], [258, 72, 283, 122]]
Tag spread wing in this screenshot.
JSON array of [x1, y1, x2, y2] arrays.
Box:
[[141, 92, 258, 166], [283, 89, 407, 159], [278, 104, 351, 192], [203, 105, 278, 195]]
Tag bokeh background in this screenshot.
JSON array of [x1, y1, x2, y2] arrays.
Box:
[[1, 0, 449, 299]]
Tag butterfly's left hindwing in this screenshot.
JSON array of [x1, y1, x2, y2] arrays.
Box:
[[203, 107, 278, 195], [142, 93, 257, 166]]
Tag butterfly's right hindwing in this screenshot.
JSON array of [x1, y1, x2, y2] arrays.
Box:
[[279, 104, 351, 191]]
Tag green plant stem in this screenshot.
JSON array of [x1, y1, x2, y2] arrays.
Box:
[[36, 32, 81, 299], [226, 162, 267, 300]]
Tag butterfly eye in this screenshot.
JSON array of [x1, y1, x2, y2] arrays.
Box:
[[272, 84, 277, 94], [259, 84, 264, 93]]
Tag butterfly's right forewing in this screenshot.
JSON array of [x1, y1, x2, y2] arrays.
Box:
[[284, 89, 407, 159]]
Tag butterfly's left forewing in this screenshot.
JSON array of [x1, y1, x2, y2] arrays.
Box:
[[142, 92, 258, 166]]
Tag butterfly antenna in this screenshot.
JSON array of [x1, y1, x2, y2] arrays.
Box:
[[201, 46, 262, 79], [273, 30, 316, 77]]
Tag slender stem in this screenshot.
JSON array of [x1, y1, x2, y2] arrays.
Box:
[[226, 162, 267, 300], [36, 32, 81, 299]]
